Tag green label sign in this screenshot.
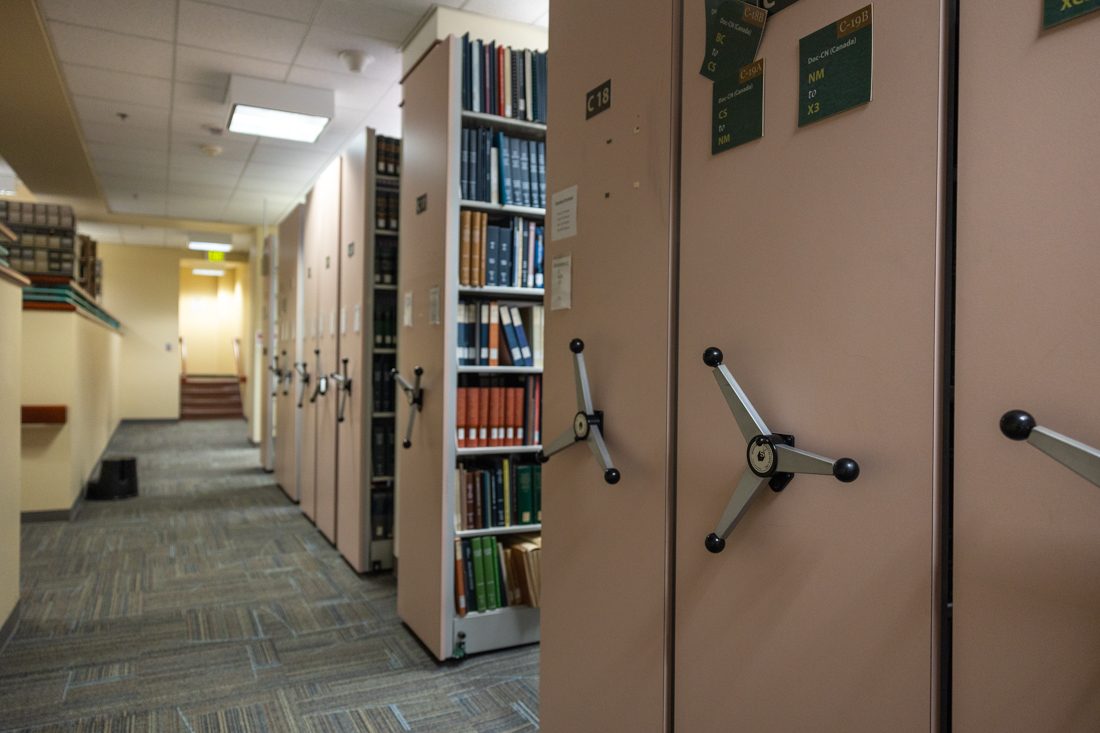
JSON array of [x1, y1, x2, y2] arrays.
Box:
[[798, 5, 873, 127], [757, 0, 804, 15], [713, 59, 765, 154], [1044, 0, 1100, 28], [701, 0, 768, 81]]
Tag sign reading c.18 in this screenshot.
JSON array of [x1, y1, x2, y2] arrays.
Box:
[[1044, 0, 1100, 28], [586, 80, 611, 120]]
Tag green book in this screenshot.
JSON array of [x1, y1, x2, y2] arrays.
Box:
[[534, 464, 542, 522], [484, 536, 500, 610], [472, 536, 488, 612], [517, 465, 533, 524]]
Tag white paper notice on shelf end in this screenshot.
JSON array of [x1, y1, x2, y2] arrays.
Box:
[[429, 285, 440, 325], [403, 291, 413, 327], [551, 253, 572, 311], [551, 185, 578, 241]]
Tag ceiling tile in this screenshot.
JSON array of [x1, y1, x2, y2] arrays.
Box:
[[82, 121, 169, 149], [169, 164, 246, 185], [172, 82, 229, 116], [199, 0, 318, 23], [249, 142, 331, 168], [47, 21, 174, 78], [240, 162, 316, 182], [363, 83, 402, 137], [172, 133, 256, 162], [291, 25, 400, 81], [235, 177, 309, 196], [118, 226, 168, 246], [284, 67, 389, 111], [166, 196, 230, 220], [62, 65, 172, 108], [312, 0, 421, 44], [177, 1, 309, 64], [171, 111, 235, 141], [38, 0, 177, 41], [172, 45, 290, 87], [106, 193, 168, 215], [100, 174, 169, 195], [459, 0, 549, 25], [533, 10, 548, 27], [73, 96, 170, 131], [89, 143, 170, 167], [94, 158, 169, 180], [169, 180, 237, 197]]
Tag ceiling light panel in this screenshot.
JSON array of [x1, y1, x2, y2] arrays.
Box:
[[192, 268, 225, 277], [225, 75, 334, 143]]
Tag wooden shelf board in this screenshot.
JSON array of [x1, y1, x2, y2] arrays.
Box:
[[372, 475, 395, 481], [461, 110, 547, 136], [374, 284, 398, 290], [374, 347, 397, 354], [456, 524, 541, 539], [373, 412, 396, 418], [456, 445, 541, 456], [22, 404, 67, 424], [460, 200, 545, 217]]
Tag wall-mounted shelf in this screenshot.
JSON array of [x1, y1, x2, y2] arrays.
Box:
[[21, 405, 67, 425]]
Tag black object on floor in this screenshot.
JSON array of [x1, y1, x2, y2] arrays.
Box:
[[86, 456, 138, 500]]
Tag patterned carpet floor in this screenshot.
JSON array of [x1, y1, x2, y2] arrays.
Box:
[[0, 420, 539, 733]]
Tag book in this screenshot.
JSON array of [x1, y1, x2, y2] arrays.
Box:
[[486, 226, 498, 287], [472, 536, 488, 612], [484, 536, 500, 610], [456, 382, 467, 447], [479, 302, 490, 365], [463, 538, 477, 612], [517, 465, 533, 524], [527, 140, 539, 209], [509, 137, 523, 210], [464, 465, 476, 528], [499, 305, 522, 365], [470, 212, 481, 285], [466, 376, 480, 448], [488, 302, 500, 365], [477, 376, 490, 447], [489, 378, 502, 447], [511, 306, 533, 366], [460, 210, 472, 286], [454, 538, 467, 615], [534, 463, 542, 521], [537, 141, 547, 208], [472, 470, 484, 529], [461, 128, 470, 200], [479, 212, 489, 286]]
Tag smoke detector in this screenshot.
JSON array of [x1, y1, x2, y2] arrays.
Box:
[[339, 49, 374, 73], [201, 144, 223, 157]]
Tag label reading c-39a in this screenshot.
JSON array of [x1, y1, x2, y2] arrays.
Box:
[[712, 59, 765, 154], [798, 5, 873, 127]]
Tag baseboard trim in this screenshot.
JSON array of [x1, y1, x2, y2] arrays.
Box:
[[0, 600, 20, 656], [21, 508, 71, 523]]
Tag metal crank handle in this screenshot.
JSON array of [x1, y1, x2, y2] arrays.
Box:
[[535, 338, 621, 485], [1001, 410, 1100, 488], [393, 366, 424, 448], [296, 363, 310, 409], [310, 349, 328, 403], [331, 358, 352, 423]]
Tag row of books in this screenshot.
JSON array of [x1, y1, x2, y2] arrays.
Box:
[[7, 246, 75, 275], [454, 534, 542, 616], [461, 129, 546, 209], [374, 291, 397, 348], [371, 421, 396, 478], [0, 201, 75, 229], [460, 212, 544, 289], [457, 375, 542, 448], [461, 34, 547, 124], [457, 459, 542, 530], [371, 486, 394, 540], [458, 301, 544, 368], [374, 236, 397, 285], [375, 179, 399, 231], [376, 136, 401, 176], [372, 354, 397, 413]]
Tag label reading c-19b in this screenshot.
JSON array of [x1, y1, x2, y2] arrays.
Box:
[[799, 5, 873, 128], [586, 80, 611, 120]]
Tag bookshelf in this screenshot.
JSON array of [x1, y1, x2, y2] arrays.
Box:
[[397, 34, 547, 661], [335, 128, 400, 573]]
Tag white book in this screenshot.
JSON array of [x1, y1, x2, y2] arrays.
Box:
[[533, 305, 544, 369], [472, 43, 481, 113], [503, 48, 512, 118], [524, 50, 533, 121]]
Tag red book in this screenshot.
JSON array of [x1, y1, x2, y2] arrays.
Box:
[[466, 385, 480, 448], [454, 538, 467, 616], [489, 381, 502, 447], [464, 469, 476, 529], [513, 386, 525, 446], [498, 46, 506, 116], [477, 379, 490, 447], [533, 376, 542, 445], [504, 386, 516, 446], [456, 383, 467, 448], [473, 471, 483, 529]]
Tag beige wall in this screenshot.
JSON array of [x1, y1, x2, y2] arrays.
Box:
[[0, 277, 23, 626], [178, 267, 246, 375], [98, 242, 180, 420], [21, 310, 120, 513]]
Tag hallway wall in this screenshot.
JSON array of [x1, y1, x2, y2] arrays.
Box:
[[0, 274, 23, 630], [98, 242, 181, 420]]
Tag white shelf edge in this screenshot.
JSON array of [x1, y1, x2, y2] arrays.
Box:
[[373, 347, 397, 353], [461, 109, 546, 135], [460, 200, 545, 217], [457, 285, 544, 298], [456, 365, 542, 374], [372, 475, 395, 481], [456, 524, 542, 539], [455, 603, 541, 619], [376, 229, 399, 234], [374, 284, 398, 290], [456, 445, 541, 456], [372, 412, 396, 418]]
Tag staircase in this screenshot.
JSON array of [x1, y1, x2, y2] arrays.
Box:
[[180, 377, 245, 420]]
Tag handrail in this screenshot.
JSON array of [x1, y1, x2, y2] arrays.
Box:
[[232, 337, 246, 383], [179, 336, 187, 380]]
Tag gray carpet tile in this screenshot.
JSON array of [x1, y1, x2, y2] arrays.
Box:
[[0, 420, 539, 733]]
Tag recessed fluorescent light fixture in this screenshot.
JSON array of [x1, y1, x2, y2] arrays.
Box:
[[188, 231, 233, 252], [192, 269, 225, 277], [225, 75, 334, 143]]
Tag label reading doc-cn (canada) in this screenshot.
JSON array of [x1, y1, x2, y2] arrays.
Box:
[[798, 5, 873, 127], [713, 59, 765, 154]]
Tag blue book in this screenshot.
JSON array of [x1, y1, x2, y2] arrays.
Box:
[[509, 137, 524, 207], [527, 141, 539, 209], [486, 226, 499, 286], [517, 140, 531, 207], [457, 302, 467, 365], [461, 129, 470, 200], [497, 132, 511, 205], [479, 302, 490, 365], [534, 227, 544, 288], [499, 305, 522, 365], [498, 225, 512, 288], [510, 306, 533, 366], [537, 141, 546, 208]]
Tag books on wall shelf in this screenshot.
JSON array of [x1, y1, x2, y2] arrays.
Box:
[[453, 533, 542, 617], [456, 374, 542, 450], [461, 34, 547, 124], [457, 300, 544, 368], [376, 135, 401, 176], [461, 129, 546, 208], [459, 212, 544, 290]]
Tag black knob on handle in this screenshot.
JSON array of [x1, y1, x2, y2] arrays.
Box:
[[402, 439, 411, 449], [314, 348, 320, 355], [832, 458, 860, 483], [1000, 410, 1035, 441], [604, 468, 621, 484], [535, 451, 550, 464], [705, 533, 726, 554], [570, 338, 584, 354], [414, 366, 424, 376], [703, 347, 723, 368]]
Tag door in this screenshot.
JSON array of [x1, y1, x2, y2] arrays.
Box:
[[676, 0, 948, 729], [540, 0, 679, 729], [953, 6, 1100, 729]]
